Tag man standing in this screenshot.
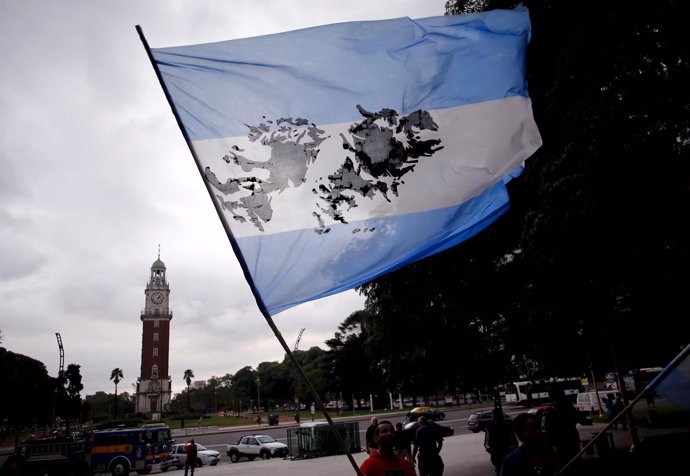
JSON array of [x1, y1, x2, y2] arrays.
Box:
[[393, 422, 413, 463], [360, 420, 416, 476], [541, 390, 584, 469], [500, 413, 557, 476], [366, 416, 379, 454], [484, 409, 517, 474], [184, 438, 197, 476], [412, 416, 444, 476]]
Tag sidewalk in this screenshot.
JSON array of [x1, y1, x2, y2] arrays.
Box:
[[3, 410, 686, 475], [571, 419, 689, 475], [168, 419, 688, 476]]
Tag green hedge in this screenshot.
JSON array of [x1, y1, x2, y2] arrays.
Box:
[[93, 418, 144, 430], [167, 414, 209, 421]]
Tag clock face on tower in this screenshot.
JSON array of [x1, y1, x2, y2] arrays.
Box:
[[151, 292, 164, 305]]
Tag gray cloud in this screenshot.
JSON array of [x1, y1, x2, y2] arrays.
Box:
[[0, 0, 440, 396]]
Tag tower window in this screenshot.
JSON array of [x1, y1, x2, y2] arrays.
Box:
[[154, 320, 159, 328], [153, 348, 158, 357], [153, 332, 159, 342]]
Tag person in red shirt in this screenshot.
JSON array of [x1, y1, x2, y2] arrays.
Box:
[[360, 420, 416, 476], [183, 439, 198, 476]]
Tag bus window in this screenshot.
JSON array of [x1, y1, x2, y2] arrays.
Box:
[[504, 377, 583, 405]]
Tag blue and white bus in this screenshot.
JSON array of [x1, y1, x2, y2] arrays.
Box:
[[7, 424, 174, 476], [90, 424, 174, 475], [504, 377, 584, 406]]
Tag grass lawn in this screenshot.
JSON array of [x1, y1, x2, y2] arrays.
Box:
[[163, 408, 406, 429]]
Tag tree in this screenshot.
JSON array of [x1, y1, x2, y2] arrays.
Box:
[[352, 0, 690, 396], [183, 369, 194, 413], [0, 347, 54, 432], [55, 363, 84, 427], [325, 311, 385, 407], [229, 366, 256, 412], [110, 368, 123, 417], [85, 391, 133, 422]]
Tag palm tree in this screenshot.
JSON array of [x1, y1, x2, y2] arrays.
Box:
[[183, 369, 194, 414], [110, 368, 123, 417]]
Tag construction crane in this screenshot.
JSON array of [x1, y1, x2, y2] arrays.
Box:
[[294, 328, 305, 351], [293, 328, 305, 422], [55, 332, 65, 382], [53, 333, 65, 429]]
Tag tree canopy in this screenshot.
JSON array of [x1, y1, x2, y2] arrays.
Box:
[[348, 0, 689, 397]]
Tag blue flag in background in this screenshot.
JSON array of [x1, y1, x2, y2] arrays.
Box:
[[149, 6, 542, 316], [650, 345, 690, 411]]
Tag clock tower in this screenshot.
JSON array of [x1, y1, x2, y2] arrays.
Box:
[[135, 251, 173, 419]]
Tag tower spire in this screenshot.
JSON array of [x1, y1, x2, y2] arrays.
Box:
[[158, 244, 160, 260]]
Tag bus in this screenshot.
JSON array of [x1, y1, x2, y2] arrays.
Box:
[[90, 424, 174, 475], [504, 377, 584, 406], [6, 424, 174, 476]]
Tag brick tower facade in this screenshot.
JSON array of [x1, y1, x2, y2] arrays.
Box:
[[135, 252, 173, 419]]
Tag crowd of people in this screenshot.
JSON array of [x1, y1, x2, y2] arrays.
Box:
[[360, 389, 592, 476], [361, 415, 445, 476]]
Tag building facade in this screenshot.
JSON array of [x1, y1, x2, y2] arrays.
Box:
[[135, 254, 173, 419]]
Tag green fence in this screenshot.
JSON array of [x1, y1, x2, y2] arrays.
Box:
[[287, 421, 361, 459]]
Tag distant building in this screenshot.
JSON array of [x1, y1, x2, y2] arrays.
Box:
[[192, 381, 207, 390], [135, 253, 173, 419]]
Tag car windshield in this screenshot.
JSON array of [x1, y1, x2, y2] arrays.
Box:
[[195, 444, 207, 451], [257, 436, 277, 443]]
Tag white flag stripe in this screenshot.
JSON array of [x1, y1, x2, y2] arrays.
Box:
[[194, 96, 540, 238]]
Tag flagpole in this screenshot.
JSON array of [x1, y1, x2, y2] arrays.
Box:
[[557, 386, 646, 475], [136, 25, 364, 476], [558, 343, 690, 475]]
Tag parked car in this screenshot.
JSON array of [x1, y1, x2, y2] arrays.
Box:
[[163, 443, 220, 469], [226, 434, 289, 462], [406, 406, 446, 421], [403, 419, 454, 437], [527, 405, 552, 418], [467, 409, 512, 433]]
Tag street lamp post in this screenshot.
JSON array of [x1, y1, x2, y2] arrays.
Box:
[[256, 376, 261, 424]]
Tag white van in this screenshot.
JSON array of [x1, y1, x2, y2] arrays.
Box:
[[576, 391, 613, 413]]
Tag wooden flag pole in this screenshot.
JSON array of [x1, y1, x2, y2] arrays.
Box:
[[260, 313, 365, 476], [136, 25, 364, 476]]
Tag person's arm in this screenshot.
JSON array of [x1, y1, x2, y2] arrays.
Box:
[[359, 459, 371, 476], [411, 442, 418, 465]]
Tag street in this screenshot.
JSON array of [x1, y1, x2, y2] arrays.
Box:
[[179, 406, 495, 452], [165, 406, 515, 475], [156, 423, 493, 476]]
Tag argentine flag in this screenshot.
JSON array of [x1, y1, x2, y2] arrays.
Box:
[[147, 6, 542, 316], [651, 345, 690, 411]]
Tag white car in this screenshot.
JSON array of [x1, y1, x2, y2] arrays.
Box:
[[226, 434, 289, 462], [167, 443, 221, 469]]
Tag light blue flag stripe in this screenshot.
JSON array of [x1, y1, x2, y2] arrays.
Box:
[[238, 183, 510, 315], [148, 6, 541, 316], [650, 345, 690, 411], [151, 8, 532, 141]]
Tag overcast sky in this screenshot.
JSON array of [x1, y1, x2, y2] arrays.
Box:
[[0, 0, 445, 396]]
